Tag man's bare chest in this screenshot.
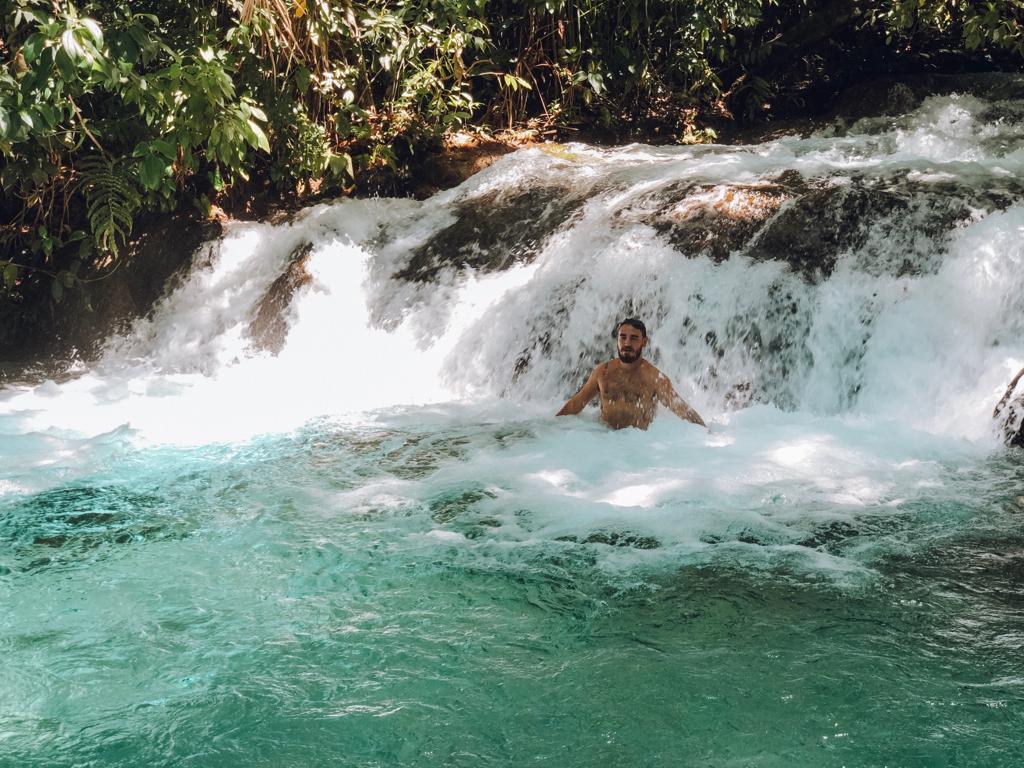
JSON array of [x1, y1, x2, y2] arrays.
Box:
[[600, 373, 655, 403]]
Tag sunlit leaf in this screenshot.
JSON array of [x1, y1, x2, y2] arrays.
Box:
[[80, 18, 104, 45], [328, 152, 355, 179], [61, 30, 84, 60], [246, 120, 270, 152]]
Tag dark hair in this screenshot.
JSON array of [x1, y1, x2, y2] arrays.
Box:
[[613, 317, 647, 338]]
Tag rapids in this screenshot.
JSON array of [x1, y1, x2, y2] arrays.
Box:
[[3, 91, 1024, 766]]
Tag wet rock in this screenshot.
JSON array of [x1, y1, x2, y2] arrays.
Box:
[[42, 212, 222, 364], [650, 182, 793, 262], [614, 171, 815, 264], [797, 520, 860, 552], [409, 137, 518, 199], [747, 184, 907, 279], [1006, 419, 1024, 450], [994, 370, 1024, 449], [395, 184, 586, 282], [2, 484, 177, 565], [831, 73, 1024, 121], [429, 486, 496, 524], [248, 242, 315, 354]]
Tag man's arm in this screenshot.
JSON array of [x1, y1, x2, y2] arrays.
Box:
[[656, 373, 706, 427], [557, 366, 601, 416]]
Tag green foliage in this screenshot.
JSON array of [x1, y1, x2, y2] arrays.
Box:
[[864, 0, 1024, 53], [1, 0, 272, 313], [77, 155, 139, 256]]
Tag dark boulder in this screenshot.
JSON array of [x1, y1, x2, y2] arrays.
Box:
[[2, 212, 222, 381], [995, 369, 1024, 449], [831, 73, 1024, 122], [745, 183, 911, 280], [395, 183, 587, 282], [248, 242, 315, 354], [621, 178, 798, 263]]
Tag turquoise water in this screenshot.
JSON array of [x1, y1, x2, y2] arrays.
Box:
[[4, 413, 1024, 767]]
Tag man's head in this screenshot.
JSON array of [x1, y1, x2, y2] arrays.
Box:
[[613, 318, 647, 364]]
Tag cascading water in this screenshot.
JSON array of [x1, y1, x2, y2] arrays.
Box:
[[4, 91, 1024, 766]]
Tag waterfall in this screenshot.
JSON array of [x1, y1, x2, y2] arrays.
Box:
[[3, 92, 1024, 448]]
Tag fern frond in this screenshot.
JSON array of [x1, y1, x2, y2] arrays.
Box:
[[76, 155, 141, 257]]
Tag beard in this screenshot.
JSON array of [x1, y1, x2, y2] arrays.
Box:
[[618, 347, 641, 363]]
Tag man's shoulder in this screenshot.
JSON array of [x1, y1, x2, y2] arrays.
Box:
[[641, 360, 665, 377], [593, 359, 621, 382]]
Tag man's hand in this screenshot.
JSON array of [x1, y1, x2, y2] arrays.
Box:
[[557, 366, 600, 416], [657, 374, 706, 428]]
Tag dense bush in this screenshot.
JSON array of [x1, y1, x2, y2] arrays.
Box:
[[1, 0, 1022, 341]]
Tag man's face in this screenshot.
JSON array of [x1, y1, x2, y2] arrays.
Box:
[[617, 325, 646, 363]]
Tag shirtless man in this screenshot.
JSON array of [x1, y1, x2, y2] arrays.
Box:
[[556, 318, 706, 430]]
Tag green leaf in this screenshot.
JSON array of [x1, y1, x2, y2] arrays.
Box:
[[55, 48, 76, 79], [194, 193, 212, 217], [61, 30, 85, 61], [138, 153, 167, 189], [60, 269, 76, 288], [199, 47, 215, 63], [80, 18, 103, 45], [37, 104, 60, 129], [328, 152, 354, 179], [151, 138, 177, 160], [3, 264, 17, 289], [51, 278, 64, 303], [246, 119, 270, 152], [127, 24, 152, 52], [0, 108, 8, 139], [22, 34, 45, 64]]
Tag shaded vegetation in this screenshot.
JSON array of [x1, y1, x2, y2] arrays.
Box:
[[1, 0, 1022, 349]]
